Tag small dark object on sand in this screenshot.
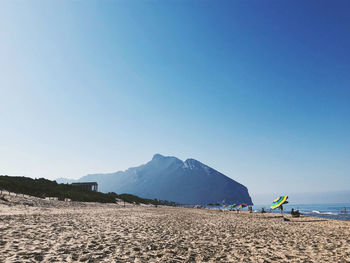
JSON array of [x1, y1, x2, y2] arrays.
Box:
[[291, 208, 301, 218], [283, 217, 291, 222]]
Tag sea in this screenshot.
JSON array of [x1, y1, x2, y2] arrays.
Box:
[[211, 203, 350, 221], [252, 203, 350, 221]]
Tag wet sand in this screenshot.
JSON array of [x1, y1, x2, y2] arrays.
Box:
[[1, 194, 350, 262]]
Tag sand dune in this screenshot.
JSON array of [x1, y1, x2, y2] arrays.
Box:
[[0, 195, 349, 262]]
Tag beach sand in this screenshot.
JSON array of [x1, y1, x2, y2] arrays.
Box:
[[1, 195, 350, 262]]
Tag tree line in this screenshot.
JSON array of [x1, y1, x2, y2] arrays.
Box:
[[0, 175, 177, 206]]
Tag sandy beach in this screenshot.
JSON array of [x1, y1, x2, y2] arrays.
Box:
[[1, 195, 350, 263]]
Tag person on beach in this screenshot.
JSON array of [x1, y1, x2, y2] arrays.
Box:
[[291, 208, 301, 217]]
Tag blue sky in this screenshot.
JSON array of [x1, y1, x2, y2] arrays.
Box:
[[1, 1, 349, 201]]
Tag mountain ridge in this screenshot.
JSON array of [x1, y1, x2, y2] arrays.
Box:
[[57, 154, 253, 205]]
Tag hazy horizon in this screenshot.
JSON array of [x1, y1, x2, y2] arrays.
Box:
[[1, 1, 349, 198]]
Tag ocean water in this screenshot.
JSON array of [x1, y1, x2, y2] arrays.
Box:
[[206, 203, 350, 220], [251, 203, 350, 221]]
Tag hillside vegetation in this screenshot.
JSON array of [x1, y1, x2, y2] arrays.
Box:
[[0, 175, 177, 206]]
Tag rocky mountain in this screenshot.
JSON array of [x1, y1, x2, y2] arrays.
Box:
[[57, 154, 253, 205]]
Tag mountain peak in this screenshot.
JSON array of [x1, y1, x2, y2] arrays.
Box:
[[185, 158, 201, 165], [151, 154, 183, 164], [73, 154, 253, 205], [184, 158, 206, 169], [152, 154, 165, 160]]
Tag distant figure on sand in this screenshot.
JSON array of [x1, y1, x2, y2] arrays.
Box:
[[291, 208, 301, 217], [261, 208, 266, 213]]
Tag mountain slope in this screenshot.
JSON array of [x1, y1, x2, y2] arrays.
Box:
[[58, 154, 253, 205]]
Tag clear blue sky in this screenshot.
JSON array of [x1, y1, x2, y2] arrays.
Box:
[[1, 1, 349, 200]]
